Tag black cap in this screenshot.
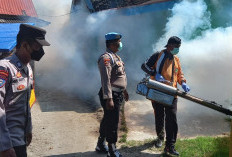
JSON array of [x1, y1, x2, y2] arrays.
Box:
[[18, 24, 50, 46], [165, 36, 181, 47]]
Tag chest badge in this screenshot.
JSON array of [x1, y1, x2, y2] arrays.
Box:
[[17, 85, 25, 90], [16, 72, 22, 78], [116, 61, 122, 66]]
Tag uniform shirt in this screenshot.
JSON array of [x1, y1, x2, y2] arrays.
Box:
[[145, 50, 186, 87], [98, 49, 127, 99], [0, 54, 33, 151]]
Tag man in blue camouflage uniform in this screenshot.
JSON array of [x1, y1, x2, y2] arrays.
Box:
[[0, 24, 50, 157]]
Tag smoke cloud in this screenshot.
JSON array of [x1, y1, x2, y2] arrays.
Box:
[[32, 0, 232, 109], [155, 0, 232, 108]]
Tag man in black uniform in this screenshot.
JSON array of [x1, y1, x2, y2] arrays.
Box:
[[96, 32, 129, 157]]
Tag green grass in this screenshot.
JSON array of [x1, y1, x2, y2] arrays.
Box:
[[121, 136, 230, 157], [176, 136, 230, 157]]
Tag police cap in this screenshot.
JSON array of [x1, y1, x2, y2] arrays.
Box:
[[18, 24, 50, 46], [165, 36, 181, 47], [105, 32, 122, 41]]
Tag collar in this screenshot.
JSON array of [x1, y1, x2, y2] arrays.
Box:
[[106, 48, 121, 61], [164, 50, 174, 60], [10, 53, 28, 71], [106, 48, 114, 54]]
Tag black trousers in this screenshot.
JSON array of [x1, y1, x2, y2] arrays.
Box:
[[152, 98, 178, 147], [98, 88, 124, 144], [14, 145, 27, 157]]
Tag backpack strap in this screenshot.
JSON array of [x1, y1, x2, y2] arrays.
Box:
[[156, 52, 165, 73], [156, 51, 175, 82]]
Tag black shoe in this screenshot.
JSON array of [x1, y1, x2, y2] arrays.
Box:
[[155, 138, 163, 148], [107, 143, 122, 157], [164, 146, 179, 156], [95, 137, 108, 153]]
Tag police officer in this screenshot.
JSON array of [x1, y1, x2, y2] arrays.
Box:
[[0, 24, 50, 157], [96, 32, 129, 157], [141, 36, 190, 156]]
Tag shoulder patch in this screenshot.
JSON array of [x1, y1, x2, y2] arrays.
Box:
[[0, 70, 9, 80], [104, 58, 111, 66], [0, 78, 6, 88], [0, 70, 8, 87]]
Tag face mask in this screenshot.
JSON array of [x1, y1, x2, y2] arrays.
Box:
[[31, 48, 45, 61], [118, 42, 123, 51], [170, 47, 179, 55]]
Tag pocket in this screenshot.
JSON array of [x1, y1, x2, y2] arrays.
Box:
[[12, 77, 28, 93], [116, 65, 125, 75]]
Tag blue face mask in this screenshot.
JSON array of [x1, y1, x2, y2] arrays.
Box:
[[171, 48, 179, 55], [118, 42, 123, 51]]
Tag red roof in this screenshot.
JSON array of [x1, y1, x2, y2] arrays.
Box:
[[0, 0, 37, 17]]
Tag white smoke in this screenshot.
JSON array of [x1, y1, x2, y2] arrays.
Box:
[[32, 0, 167, 101], [154, 0, 211, 49], [154, 0, 232, 110], [32, 0, 232, 108]]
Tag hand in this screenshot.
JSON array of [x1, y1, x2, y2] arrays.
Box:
[[1, 148, 17, 157], [124, 89, 129, 102], [182, 82, 190, 92], [26, 133, 32, 146], [106, 98, 114, 110], [155, 74, 166, 82]]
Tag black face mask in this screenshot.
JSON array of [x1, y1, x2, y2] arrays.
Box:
[[31, 48, 45, 61]]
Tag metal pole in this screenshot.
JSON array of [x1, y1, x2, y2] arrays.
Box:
[[176, 90, 232, 116]]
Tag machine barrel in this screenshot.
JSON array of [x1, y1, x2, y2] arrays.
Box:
[[176, 90, 232, 116], [147, 79, 232, 116]]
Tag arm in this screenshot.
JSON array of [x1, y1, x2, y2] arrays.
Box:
[[0, 66, 14, 152], [26, 66, 33, 146], [176, 57, 190, 92], [176, 57, 186, 85], [98, 55, 113, 99], [25, 109, 32, 146], [98, 56, 115, 109], [141, 52, 159, 76], [123, 89, 129, 102]]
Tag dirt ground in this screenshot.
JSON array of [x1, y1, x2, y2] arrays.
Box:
[[27, 87, 230, 157], [126, 93, 230, 141]]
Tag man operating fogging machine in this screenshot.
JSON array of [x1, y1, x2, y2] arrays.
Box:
[[141, 36, 190, 156]]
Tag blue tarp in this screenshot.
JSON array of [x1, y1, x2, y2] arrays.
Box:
[[0, 23, 34, 52]]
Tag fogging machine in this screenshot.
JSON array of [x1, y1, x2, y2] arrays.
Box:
[[136, 77, 232, 116]]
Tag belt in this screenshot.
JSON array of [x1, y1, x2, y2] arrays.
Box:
[[112, 86, 124, 92]]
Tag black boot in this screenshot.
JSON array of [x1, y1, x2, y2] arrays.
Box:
[[95, 137, 108, 153], [107, 143, 122, 157], [154, 137, 164, 148], [164, 145, 179, 156]]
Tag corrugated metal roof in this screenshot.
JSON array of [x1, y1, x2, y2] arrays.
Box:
[[0, 0, 37, 17]]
